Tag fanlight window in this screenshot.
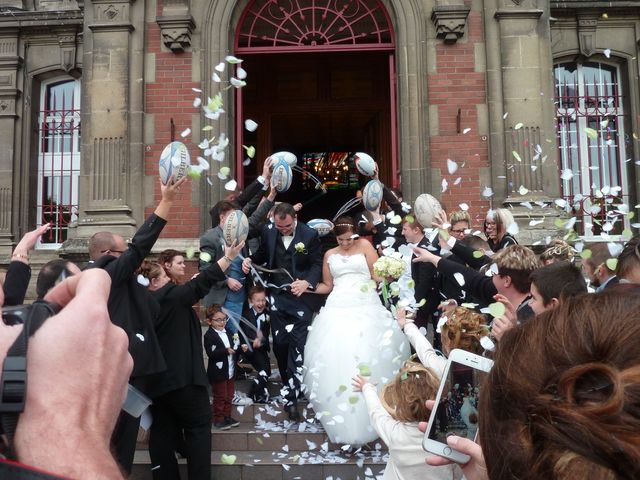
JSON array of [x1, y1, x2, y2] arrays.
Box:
[[236, 0, 394, 52]]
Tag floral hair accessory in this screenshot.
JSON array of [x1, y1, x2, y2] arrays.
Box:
[[436, 315, 448, 334]]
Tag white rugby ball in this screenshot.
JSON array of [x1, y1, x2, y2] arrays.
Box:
[[270, 151, 297, 168], [354, 152, 376, 177], [414, 193, 444, 228], [362, 180, 383, 212], [307, 218, 334, 237], [271, 158, 293, 193], [222, 210, 249, 247], [159, 141, 190, 185]]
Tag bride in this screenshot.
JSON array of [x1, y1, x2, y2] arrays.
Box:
[[303, 216, 410, 446]]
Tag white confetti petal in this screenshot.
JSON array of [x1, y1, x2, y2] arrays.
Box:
[[236, 66, 248, 80], [193, 97, 201, 108], [245, 119, 258, 132], [482, 186, 494, 198], [441, 178, 448, 193], [555, 198, 567, 208], [604, 48, 611, 58], [459, 203, 469, 211], [463, 127, 471, 134], [529, 219, 544, 226], [180, 128, 191, 138], [225, 179, 237, 191], [454, 177, 462, 185], [212, 72, 221, 83], [214, 62, 225, 72], [242, 158, 252, 166], [285, 324, 294, 333], [225, 55, 243, 64], [191, 87, 202, 93], [136, 333, 145, 342], [560, 169, 574, 181], [447, 159, 458, 174], [503, 112, 509, 119], [136, 274, 150, 287], [230, 77, 247, 88], [453, 272, 465, 286], [518, 185, 529, 195]]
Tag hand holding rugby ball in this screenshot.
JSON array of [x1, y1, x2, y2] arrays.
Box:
[[222, 210, 249, 247]]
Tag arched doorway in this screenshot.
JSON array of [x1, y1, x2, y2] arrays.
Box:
[[234, 0, 397, 219]]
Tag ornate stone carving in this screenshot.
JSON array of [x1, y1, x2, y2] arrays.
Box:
[[157, 15, 195, 52], [431, 4, 471, 44], [578, 15, 598, 57], [57, 32, 77, 72]]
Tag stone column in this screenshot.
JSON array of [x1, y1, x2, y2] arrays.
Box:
[[0, 29, 22, 252], [494, 0, 561, 243], [75, 0, 138, 237]]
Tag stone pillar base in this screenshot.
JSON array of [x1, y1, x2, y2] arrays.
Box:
[[75, 206, 138, 238]]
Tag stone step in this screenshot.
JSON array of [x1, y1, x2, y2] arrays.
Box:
[[131, 448, 389, 480]]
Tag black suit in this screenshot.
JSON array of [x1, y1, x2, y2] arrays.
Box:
[[250, 221, 322, 405], [2, 261, 31, 306], [204, 327, 240, 383], [241, 305, 272, 399], [147, 262, 228, 480], [87, 213, 167, 474], [412, 235, 440, 336]]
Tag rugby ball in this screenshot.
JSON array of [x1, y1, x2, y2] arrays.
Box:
[[414, 193, 444, 228], [222, 210, 249, 246], [159, 141, 190, 185], [354, 152, 376, 177], [270, 151, 297, 168], [307, 218, 334, 237], [271, 158, 293, 193], [362, 180, 383, 212]]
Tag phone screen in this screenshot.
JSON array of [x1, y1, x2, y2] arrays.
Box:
[[426, 359, 486, 443]]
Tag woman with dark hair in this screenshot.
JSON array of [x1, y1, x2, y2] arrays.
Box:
[[302, 215, 410, 446], [157, 249, 186, 283], [428, 289, 640, 480], [137, 240, 244, 480]]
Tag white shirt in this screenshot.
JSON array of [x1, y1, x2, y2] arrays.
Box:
[[214, 328, 234, 379], [282, 235, 294, 250]]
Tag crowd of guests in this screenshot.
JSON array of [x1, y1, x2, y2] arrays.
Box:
[[1, 155, 640, 480]]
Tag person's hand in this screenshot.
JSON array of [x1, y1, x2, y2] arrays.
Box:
[[252, 338, 261, 349], [412, 247, 441, 266], [267, 185, 277, 202], [395, 307, 410, 329], [5, 269, 132, 478], [290, 279, 310, 297], [227, 347, 235, 355], [351, 374, 369, 392], [224, 240, 245, 261], [242, 257, 252, 275], [12, 224, 52, 262], [418, 401, 488, 480], [227, 278, 243, 291], [491, 315, 514, 341], [438, 299, 458, 312], [262, 157, 273, 180], [161, 175, 187, 203], [293, 203, 303, 212]]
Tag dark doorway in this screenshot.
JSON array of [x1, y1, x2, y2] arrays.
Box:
[[239, 51, 394, 221]]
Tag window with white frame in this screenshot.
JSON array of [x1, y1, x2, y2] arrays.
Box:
[[554, 61, 630, 238], [37, 78, 81, 247]]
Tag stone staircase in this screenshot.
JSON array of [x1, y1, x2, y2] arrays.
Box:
[[130, 378, 389, 479]]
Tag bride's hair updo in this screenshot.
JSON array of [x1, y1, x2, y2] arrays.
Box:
[[480, 290, 640, 480], [381, 360, 440, 423], [440, 307, 489, 355], [333, 216, 356, 236]]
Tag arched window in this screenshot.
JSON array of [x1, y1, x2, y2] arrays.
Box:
[[37, 78, 81, 247], [554, 61, 630, 237], [236, 0, 395, 53]]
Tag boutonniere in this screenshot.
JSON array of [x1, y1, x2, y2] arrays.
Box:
[[294, 242, 307, 254]]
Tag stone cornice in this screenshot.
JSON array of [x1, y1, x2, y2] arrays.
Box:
[[495, 9, 544, 21], [0, 10, 83, 27], [551, 1, 640, 8], [157, 14, 195, 52], [431, 4, 471, 45]]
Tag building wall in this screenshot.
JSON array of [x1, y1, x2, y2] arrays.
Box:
[[1, 0, 639, 263]]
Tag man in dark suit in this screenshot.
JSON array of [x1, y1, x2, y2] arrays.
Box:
[[86, 177, 185, 473], [242, 203, 323, 420], [401, 215, 441, 347]]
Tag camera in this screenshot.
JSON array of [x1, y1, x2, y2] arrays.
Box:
[[1, 301, 60, 329]]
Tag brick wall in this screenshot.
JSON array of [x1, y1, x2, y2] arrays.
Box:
[[428, 8, 490, 231], [144, 9, 202, 238]]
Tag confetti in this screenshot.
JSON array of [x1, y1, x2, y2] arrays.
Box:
[[482, 186, 494, 198], [459, 203, 469, 211], [463, 127, 471, 134], [560, 169, 574, 180], [512, 151, 522, 162], [441, 178, 448, 193], [604, 48, 611, 58], [220, 454, 237, 465], [214, 62, 225, 72], [236, 66, 248, 80], [225, 55, 243, 64], [518, 185, 529, 196], [447, 158, 458, 174], [453, 272, 465, 286], [606, 258, 618, 271], [514, 122, 523, 130], [180, 128, 191, 138], [245, 119, 258, 132], [225, 179, 237, 191], [584, 127, 598, 140], [489, 302, 506, 318], [193, 97, 201, 108], [218, 166, 230, 179]]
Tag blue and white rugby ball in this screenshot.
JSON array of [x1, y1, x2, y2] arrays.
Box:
[[271, 158, 293, 193], [362, 180, 383, 212], [307, 218, 334, 237], [222, 210, 249, 246], [414, 193, 443, 229], [354, 152, 376, 177], [159, 141, 190, 185], [270, 151, 297, 168]]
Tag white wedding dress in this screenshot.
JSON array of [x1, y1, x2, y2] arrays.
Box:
[[303, 253, 410, 446]]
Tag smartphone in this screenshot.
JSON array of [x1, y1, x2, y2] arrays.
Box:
[[422, 348, 493, 463]]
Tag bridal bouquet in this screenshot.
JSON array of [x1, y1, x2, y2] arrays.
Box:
[[373, 255, 406, 307]]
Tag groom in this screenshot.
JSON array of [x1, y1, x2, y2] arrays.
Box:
[[242, 202, 323, 420]]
